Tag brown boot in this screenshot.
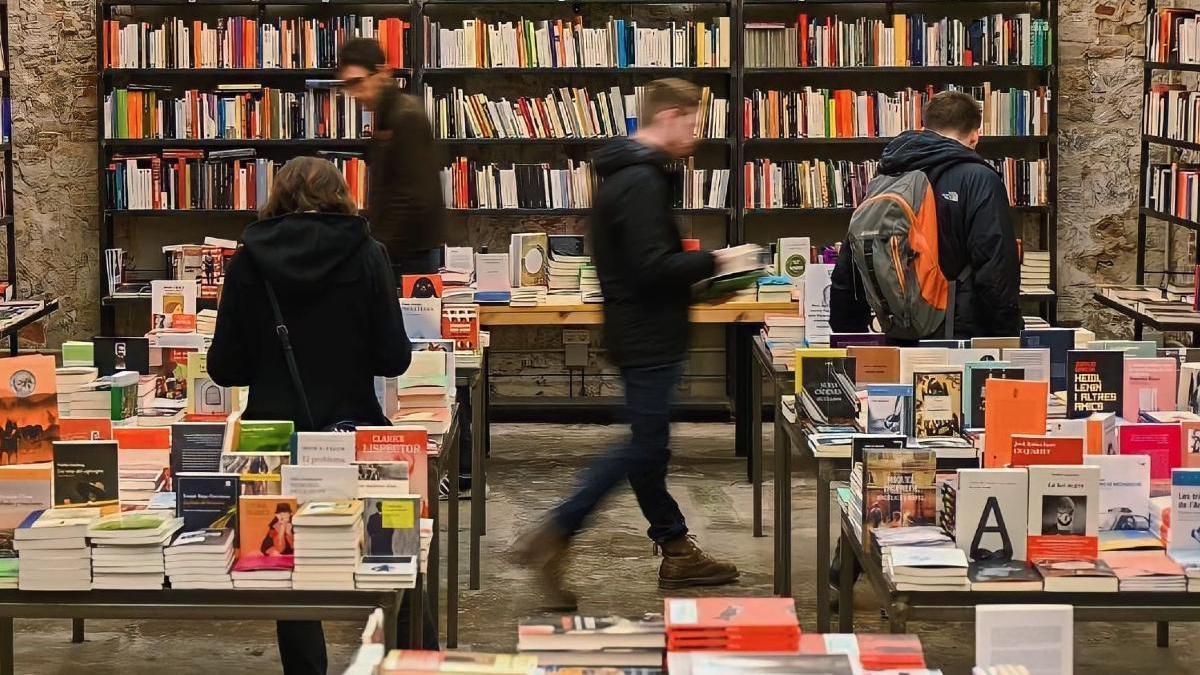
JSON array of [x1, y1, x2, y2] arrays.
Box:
[[511, 521, 578, 611], [656, 535, 740, 589]]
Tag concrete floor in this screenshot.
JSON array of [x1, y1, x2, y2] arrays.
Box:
[[11, 422, 1200, 674]]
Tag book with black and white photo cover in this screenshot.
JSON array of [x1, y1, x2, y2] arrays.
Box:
[[92, 336, 150, 376], [1027, 464, 1100, 562], [962, 361, 1023, 429], [955, 468, 1029, 562], [1066, 350, 1123, 419], [794, 349, 857, 425], [361, 496, 420, 561], [175, 472, 239, 533], [52, 441, 118, 513], [865, 384, 911, 436], [356, 461, 410, 497], [912, 367, 963, 440], [1180, 362, 1200, 414]]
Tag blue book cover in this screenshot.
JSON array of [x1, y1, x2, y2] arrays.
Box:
[[175, 472, 240, 533], [616, 20, 626, 67], [1020, 327, 1075, 392]]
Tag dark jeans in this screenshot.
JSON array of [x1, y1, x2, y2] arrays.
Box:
[[276, 589, 437, 674], [551, 361, 688, 543]]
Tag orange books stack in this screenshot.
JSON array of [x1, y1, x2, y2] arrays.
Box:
[[664, 597, 800, 653]]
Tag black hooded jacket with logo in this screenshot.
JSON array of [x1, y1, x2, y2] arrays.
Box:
[[207, 212, 411, 430], [590, 138, 715, 367], [830, 130, 1024, 340]]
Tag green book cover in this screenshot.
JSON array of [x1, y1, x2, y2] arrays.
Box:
[[61, 341, 94, 367], [116, 89, 128, 139], [109, 373, 137, 421], [237, 420, 295, 453]]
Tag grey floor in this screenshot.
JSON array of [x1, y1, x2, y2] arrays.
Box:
[[11, 422, 1200, 674]]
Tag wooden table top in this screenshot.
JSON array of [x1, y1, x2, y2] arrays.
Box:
[[478, 300, 799, 326]]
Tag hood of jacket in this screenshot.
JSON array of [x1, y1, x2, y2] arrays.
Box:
[[593, 137, 669, 178], [241, 212, 371, 291], [879, 130, 991, 182]]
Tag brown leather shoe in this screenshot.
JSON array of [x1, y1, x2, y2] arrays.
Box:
[[656, 535, 740, 589], [511, 521, 578, 611]]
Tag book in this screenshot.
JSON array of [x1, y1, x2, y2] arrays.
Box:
[[400, 297, 442, 340], [776, 236, 810, 283], [1010, 435, 1084, 467], [401, 274, 443, 299], [1034, 559, 1119, 592], [186, 352, 235, 418], [175, 472, 239, 533], [794, 349, 856, 424], [281, 465, 358, 504], [0, 355, 60, 464], [1168, 468, 1200, 564], [976, 605, 1073, 674], [170, 421, 226, 475], [865, 384, 911, 436], [236, 419, 294, 453], [1101, 549, 1186, 590], [968, 559, 1042, 591], [293, 432, 355, 466], [803, 263, 833, 344], [92, 337, 150, 376], [1120, 423, 1182, 487], [1084, 454, 1151, 533], [850, 434, 905, 466], [1027, 464, 1101, 562], [983, 379, 1049, 467], [1066, 350, 1124, 418], [846, 346, 899, 384], [955, 468, 1029, 561], [236, 495, 297, 571], [1001, 347, 1051, 383], [219, 452, 288, 496], [52, 441, 119, 511], [1180, 362, 1200, 414], [362, 496, 420, 560], [962, 361, 1023, 429], [1122, 357, 1177, 422], [0, 465, 52, 554], [516, 615, 665, 652], [1019, 328, 1075, 391], [898, 347, 948, 385], [912, 367, 963, 439], [862, 449, 937, 544], [355, 427, 429, 507]]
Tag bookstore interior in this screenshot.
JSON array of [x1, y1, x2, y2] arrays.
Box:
[[12, 1, 1200, 674]]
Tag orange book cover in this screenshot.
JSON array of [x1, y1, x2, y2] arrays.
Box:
[[58, 417, 113, 442], [401, 274, 443, 299], [1010, 434, 1084, 467], [235, 495, 296, 571], [113, 427, 170, 450], [847, 346, 900, 384], [834, 90, 853, 137], [0, 355, 59, 465], [355, 426, 429, 507], [983, 379, 1049, 467], [664, 597, 799, 631], [1099, 550, 1184, 580], [1086, 412, 1118, 455]]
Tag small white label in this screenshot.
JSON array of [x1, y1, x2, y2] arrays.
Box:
[[668, 599, 697, 625]]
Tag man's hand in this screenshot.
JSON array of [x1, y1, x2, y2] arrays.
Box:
[[712, 244, 766, 276]]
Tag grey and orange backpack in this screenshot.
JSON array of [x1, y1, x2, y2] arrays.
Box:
[[846, 170, 956, 341]]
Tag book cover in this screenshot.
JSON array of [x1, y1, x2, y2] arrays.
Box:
[[0, 355, 59, 464], [850, 434, 905, 466], [1010, 435, 1084, 467], [219, 452, 288, 496], [794, 349, 857, 425], [1179, 362, 1200, 414], [1019, 328, 1074, 391], [109, 371, 138, 421], [1119, 423, 1181, 484], [150, 279, 198, 331], [355, 427, 428, 506], [865, 384, 911, 436], [356, 461, 410, 497], [52, 441, 119, 511], [235, 420, 294, 453], [281, 464, 357, 504], [0, 465, 52, 552], [1001, 347, 1051, 383], [1066, 350, 1123, 418], [1168, 468, 1200, 563], [898, 348, 948, 385], [983, 379, 1049, 467], [803, 263, 833, 344], [440, 305, 480, 351], [955, 468, 1029, 561], [362, 496, 420, 559], [946, 348, 1002, 367], [399, 297, 442, 340], [400, 274, 443, 299], [846, 346, 899, 384], [972, 337, 1022, 350], [186, 351, 235, 417], [170, 421, 226, 475], [1087, 412, 1119, 456], [963, 362, 1023, 429], [968, 559, 1042, 589], [92, 337, 150, 376], [862, 449, 937, 544], [237, 495, 297, 571], [912, 368, 963, 439], [58, 417, 112, 442], [776, 236, 810, 283], [1182, 421, 1200, 468], [829, 333, 887, 348], [1083, 454, 1150, 530], [1123, 358, 1177, 422], [474, 253, 510, 293], [511, 232, 549, 287], [293, 432, 355, 466], [1027, 464, 1100, 562], [112, 427, 169, 449], [175, 472, 239, 533]]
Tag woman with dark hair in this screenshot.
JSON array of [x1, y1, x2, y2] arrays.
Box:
[[208, 156, 415, 674]]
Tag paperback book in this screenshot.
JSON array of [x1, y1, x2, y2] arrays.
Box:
[[955, 468, 1029, 562], [962, 361, 1023, 429], [235, 495, 297, 571], [794, 349, 857, 425], [1066, 350, 1123, 418], [861, 449, 937, 545], [1027, 464, 1101, 562], [912, 367, 963, 439]]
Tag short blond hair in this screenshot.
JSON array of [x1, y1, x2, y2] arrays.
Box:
[[641, 78, 701, 125]]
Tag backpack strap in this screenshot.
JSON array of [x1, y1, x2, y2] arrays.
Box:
[[262, 279, 317, 432]]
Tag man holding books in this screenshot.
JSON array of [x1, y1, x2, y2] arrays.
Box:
[[514, 78, 741, 610]]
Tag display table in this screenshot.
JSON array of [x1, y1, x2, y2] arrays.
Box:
[[750, 335, 793, 540], [834, 497, 1188, 645], [0, 588, 404, 675]]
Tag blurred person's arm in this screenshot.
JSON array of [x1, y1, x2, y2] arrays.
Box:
[[966, 173, 1023, 336], [829, 243, 872, 333], [619, 171, 715, 291], [368, 243, 412, 377], [207, 253, 256, 387]]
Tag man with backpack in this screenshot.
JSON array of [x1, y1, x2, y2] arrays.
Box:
[[830, 90, 1023, 341]]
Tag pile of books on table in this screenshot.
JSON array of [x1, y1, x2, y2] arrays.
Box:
[[15, 507, 99, 591], [579, 265, 602, 303], [165, 528, 234, 589], [883, 545, 971, 592], [1020, 249, 1053, 296], [756, 276, 794, 302], [517, 615, 665, 669], [293, 500, 363, 591], [1101, 550, 1186, 591], [761, 313, 804, 369], [664, 597, 800, 652], [55, 367, 103, 417], [88, 511, 183, 590], [510, 286, 547, 307], [546, 235, 589, 294]]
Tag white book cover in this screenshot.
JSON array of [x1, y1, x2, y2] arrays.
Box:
[[889, 545, 968, 569], [1083, 454, 1150, 527], [474, 253, 510, 293], [281, 465, 358, 505], [956, 468, 1029, 562], [776, 236, 810, 284], [1046, 418, 1087, 438], [946, 348, 1001, 367], [1169, 468, 1200, 563], [399, 298, 442, 340], [294, 432, 355, 467], [1003, 347, 1051, 383], [150, 279, 197, 325], [1027, 464, 1101, 562], [976, 605, 1072, 675], [899, 348, 949, 385], [802, 263, 833, 344]]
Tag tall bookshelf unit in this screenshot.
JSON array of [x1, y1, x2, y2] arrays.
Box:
[[96, 0, 1059, 333]]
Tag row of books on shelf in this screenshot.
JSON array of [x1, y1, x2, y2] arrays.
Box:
[[104, 85, 371, 141], [743, 84, 1051, 139], [105, 150, 367, 211], [423, 84, 728, 141], [102, 16, 410, 70], [1144, 162, 1200, 224], [1144, 84, 1200, 144], [347, 598, 934, 674], [744, 13, 1053, 69], [423, 17, 733, 69], [439, 158, 592, 211], [1146, 8, 1200, 65]]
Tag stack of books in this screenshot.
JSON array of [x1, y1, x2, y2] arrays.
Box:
[[165, 528, 235, 589], [517, 615, 665, 669], [756, 276, 793, 303], [196, 309, 217, 335], [855, 634, 927, 672], [664, 597, 801, 653], [88, 511, 183, 590], [547, 235, 590, 294], [579, 266, 602, 303], [355, 556, 418, 590], [15, 507, 100, 591], [1021, 249, 1053, 296], [762, 313, 805, 368], [56, 367, 101, 417], [356, 496, 421, 589], [1101, 551, 1187, 591], [882, 545, 971, 591], [510, 287, 547, 307], [293, 500, 364, 590], [393, 348, 453, 436], [231, 495, 296, 589]]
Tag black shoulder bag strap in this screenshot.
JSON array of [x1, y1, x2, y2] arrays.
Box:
[[262, 279, 317, 432]]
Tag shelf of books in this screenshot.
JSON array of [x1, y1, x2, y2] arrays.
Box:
[[1121, 3, 1200, 340]]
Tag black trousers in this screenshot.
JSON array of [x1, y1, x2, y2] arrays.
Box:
[[276, 590, 437, 674]]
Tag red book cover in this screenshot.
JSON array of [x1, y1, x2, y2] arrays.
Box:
[[798, 14, 809, 67], [59, 418, 113, 442], [112, 426, 170, 449], [401, 274, 443, 299], [664, 597, 799, 632], [1123, 357, 1177, 421], [235, 495, 296, 571], [1010, 434, 1084, 467], [355, 426, 429, 507], [1120, 423, 1182, 482], [856, 634, 926, 669]]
